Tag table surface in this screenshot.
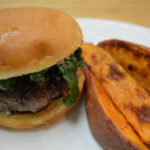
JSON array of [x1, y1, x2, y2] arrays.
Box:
[[0, 0, 150, 27]]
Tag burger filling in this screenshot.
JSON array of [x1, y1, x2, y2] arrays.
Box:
[[0, 48, 83, 115]]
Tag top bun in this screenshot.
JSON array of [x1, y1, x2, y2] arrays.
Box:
[[0, 7, 82, 79]]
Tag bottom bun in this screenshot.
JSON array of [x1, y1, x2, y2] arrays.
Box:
[[0, 68, 85, 129]]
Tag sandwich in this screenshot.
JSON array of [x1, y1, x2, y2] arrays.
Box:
[[0, 7, 85, 129]]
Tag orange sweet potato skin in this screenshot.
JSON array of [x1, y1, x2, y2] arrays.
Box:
[[99, 39, 150, 94], [84, 68, 148, 150]]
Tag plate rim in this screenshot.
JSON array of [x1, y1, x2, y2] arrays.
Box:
[[76, 17, 150, 30]]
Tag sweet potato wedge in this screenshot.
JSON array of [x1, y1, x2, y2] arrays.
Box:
[[84, 67, 148, 150], [99, 39, 150, 94], [81, 43, 150, 145]]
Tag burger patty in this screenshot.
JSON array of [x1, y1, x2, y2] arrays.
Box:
[[0, 73, 68, 114]]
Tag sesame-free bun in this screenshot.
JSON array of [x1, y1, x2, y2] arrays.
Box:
[[0, 69, 84, 129], [0, 7, 82, 80]]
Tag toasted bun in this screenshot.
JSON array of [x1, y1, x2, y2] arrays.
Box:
[[0, 69, 84, 129], [0, 7, 82, 80]]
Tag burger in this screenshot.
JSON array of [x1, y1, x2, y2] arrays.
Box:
[[0, 7, 85, 129]]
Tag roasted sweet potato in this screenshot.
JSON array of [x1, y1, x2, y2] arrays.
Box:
[[81, 43, 150, 146], [99, 39, 150, 94], [84, 68, 148, 150]]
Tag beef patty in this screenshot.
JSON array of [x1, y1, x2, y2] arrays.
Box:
[[0, 71, 68, 114]]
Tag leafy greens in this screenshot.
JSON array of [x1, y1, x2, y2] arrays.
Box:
[[57, 48, 83, 106]]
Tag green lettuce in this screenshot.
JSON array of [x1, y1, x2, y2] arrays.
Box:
[[0, 79, 16, 91], [57, 48, 83, 106], [29, 68, 49, 83]]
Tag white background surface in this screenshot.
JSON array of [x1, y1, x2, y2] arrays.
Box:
[[1, 18, 150, 150]]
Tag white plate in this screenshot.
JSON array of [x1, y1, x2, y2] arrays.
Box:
[[1, 18, 150, 150]]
